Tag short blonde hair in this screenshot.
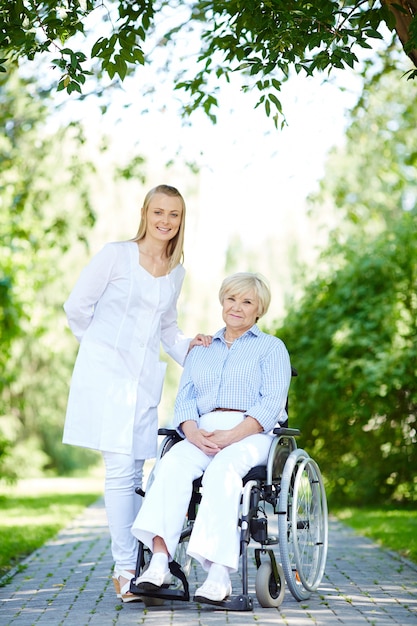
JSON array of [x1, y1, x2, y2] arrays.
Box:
[[132, 184, 186, 270], [219, 272, 271, 319]]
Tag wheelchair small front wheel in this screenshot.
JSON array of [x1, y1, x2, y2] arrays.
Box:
[[255, 561, 285, 607]]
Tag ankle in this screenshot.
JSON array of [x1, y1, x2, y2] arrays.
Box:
[[150, 552, 169, 571], [115, 568, 135, 577], [206, 563, 230, 585]]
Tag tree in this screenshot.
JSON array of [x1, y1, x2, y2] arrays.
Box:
[[276, 69, 417, 505], [0, 70, 99, 480], [279, 218, 417, 506], [0, 2, 416, 124]]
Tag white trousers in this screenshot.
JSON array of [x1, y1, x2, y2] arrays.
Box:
[[131, 412, 273, 572], [102, 451, 144, 571]]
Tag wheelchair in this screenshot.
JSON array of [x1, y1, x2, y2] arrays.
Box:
[[129, 373, 328, 610]]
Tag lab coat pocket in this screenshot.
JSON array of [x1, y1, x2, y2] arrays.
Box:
[[146, 361, 167, 407]]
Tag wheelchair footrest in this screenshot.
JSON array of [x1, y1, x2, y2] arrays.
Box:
[[130, 558, 191, 602], [194, 593, 253, 611], [129, 582, 190, 602]]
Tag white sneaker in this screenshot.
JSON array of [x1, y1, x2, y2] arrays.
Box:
[[134, 567, 171, 589], [194, 579, 232, 603]]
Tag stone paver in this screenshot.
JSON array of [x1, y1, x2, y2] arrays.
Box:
[[1, 499, 416, 625]]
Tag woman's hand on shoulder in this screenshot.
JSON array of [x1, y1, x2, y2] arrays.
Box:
[[188, 334, 212, 352]]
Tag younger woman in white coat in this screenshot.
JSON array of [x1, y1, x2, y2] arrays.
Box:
[[63, 184, 210, 601]]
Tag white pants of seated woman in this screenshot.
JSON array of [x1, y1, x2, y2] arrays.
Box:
[[131, 411, 272, 572], [102, 451, 144, 571]]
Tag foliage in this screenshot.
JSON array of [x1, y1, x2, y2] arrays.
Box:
[[0, 2, 416, 124], [0, 433, 14, 483], [0, 70, 100, 480], [277, 69, 417, 506], [280, 217, 417, 505]]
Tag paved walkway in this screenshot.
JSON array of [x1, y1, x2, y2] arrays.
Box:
[[1, 498, 416, 626]]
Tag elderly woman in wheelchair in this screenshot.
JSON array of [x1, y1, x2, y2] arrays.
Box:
[[131, 271, 293, 604]]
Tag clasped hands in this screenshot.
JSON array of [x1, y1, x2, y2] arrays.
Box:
[[182, 417, 262, 456], [186, 427, 233, 455]]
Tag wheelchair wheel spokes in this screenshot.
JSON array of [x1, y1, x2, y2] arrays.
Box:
[[172, 521, 193, 584], [278, 448, 311, 601], [291, 457, 328, 592]]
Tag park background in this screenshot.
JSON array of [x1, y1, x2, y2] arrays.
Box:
[[1, 3, 416, 535]]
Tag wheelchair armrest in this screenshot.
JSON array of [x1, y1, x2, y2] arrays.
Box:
[[158, 428, 179, 436], [160, 426, 301, 437], [273, 427, 301, 437]]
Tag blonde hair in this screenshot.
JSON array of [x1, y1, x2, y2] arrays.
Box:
[[133, 184, 186, 270], [219, 272, 271, 319]]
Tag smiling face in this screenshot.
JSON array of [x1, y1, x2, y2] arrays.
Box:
[[222, 290, 260, 336], [146, 192, 183, 242]]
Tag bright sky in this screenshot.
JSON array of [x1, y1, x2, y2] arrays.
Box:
[[46, 7, 363, 328], [76, 66, 361, 328]]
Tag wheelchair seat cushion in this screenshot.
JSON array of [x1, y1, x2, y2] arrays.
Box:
[[242, 465, 267, 484]]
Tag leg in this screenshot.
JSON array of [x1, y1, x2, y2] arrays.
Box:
[[191, 433, 272, 602], [131, 438, 209, 557], [102, 451, 144, 600], [131, 439, 210, 587]]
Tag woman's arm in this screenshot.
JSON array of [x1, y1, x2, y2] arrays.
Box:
[[160, 268, 190, 364], [243, 340, 292, 432], [160, 268, 211, 364], [64, 244, 116, 342]]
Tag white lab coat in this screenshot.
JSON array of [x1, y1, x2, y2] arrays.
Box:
[[63, 241, 190, 458]]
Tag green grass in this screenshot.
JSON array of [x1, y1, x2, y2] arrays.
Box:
[[0, 477, 102, 579], [335, 506, 417, 564]]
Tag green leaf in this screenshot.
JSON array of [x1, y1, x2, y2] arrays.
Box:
[[114, 55, 127, 81], [91, 37, 107, 57]]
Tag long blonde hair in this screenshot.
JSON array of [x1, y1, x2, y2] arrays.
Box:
[[132, 184, 186, 270]]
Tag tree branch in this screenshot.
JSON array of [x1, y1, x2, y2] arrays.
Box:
[[382, 0, 417, 67]]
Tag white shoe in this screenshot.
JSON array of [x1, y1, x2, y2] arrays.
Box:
[[134, 567, 171, 589], [112, 569, 142, 603], [194, 579, 232, 603]]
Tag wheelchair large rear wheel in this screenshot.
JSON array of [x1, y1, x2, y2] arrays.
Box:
[[291, 456, 328, 592], [278, 448, 328, 601]]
